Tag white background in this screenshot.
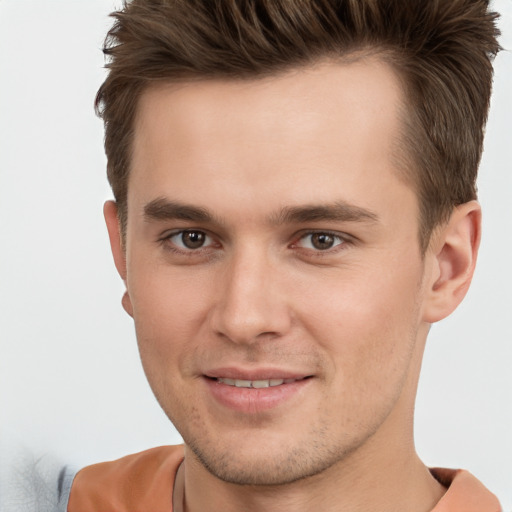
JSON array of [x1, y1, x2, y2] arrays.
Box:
[[0, 0, 511, 507]]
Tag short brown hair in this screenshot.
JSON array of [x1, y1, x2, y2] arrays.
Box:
[[96, 0, 500, 251]]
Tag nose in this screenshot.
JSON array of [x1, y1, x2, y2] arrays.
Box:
[[209, 248, 292, 344]]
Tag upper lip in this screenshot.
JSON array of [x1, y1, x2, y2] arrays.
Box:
[[204, 367, 312, 381]]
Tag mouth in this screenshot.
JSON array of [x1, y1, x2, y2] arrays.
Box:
[[203, 373, 313, 413], [211, 377, 309, 388]]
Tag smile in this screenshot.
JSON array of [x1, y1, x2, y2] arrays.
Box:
[[216, 378, 301, 388], [205, 375, 312, 413]]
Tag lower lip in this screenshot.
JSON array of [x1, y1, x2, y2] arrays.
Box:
[[203, 377, 311, 414]]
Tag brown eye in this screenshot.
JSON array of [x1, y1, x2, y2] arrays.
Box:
[[168, 230, 212, 250], [181, 231, 206, 249], [310, 233, 335, 250], [297, 232, 345, 251]]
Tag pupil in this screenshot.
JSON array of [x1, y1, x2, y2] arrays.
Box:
[[312, 233, 334, 250], [183, 231, 205, 249]]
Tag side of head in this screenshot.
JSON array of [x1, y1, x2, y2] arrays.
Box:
[[96, 0, 500, 253]]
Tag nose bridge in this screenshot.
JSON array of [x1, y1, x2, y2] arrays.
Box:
[[210, 243, 290, 343]]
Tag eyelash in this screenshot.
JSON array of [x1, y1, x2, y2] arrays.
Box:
[[291, 230, 349, 255], [158, 229, 352, 258], [158, 229, 218, 256]]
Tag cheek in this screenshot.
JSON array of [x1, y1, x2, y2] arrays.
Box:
[[296, 259, 424, 385], [128, 265, 213, 372]]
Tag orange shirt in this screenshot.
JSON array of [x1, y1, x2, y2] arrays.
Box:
[[67, 445, 502, 512]]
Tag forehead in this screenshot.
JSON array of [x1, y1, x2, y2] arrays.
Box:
[[129, 59, 414, 225], [133, 58, 404, 159]]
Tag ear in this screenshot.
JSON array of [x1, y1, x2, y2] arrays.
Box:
[[422, 200, 481, 323], [104, 200, 133, 317]]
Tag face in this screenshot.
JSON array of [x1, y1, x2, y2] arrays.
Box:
[[115, 59, 436, 485]]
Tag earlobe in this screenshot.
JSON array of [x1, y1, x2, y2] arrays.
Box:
[[121, 290, 134, 318], [422, 201, 481, 323], [104, 201, 134, 318]]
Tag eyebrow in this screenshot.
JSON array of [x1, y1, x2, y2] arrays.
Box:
[[143, 198, 379, 226], [269, 202, 379, 225], [144, 198, 216, 223]]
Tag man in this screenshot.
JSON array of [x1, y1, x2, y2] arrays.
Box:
[[65, 0, 502, 510]]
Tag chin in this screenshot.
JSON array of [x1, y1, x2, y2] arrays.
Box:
[[192, 446, 331, 486], [184, 430, 356, 487]]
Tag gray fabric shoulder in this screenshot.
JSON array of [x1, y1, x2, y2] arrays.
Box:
[[56, 465, 77, 512], [0, 450, 78, 512]]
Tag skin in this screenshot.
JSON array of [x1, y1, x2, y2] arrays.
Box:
[[105, 58, 480, 512]]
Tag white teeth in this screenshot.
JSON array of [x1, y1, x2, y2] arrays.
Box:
[[217, 378, 290, 388], [252, 380, 270, 388]]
